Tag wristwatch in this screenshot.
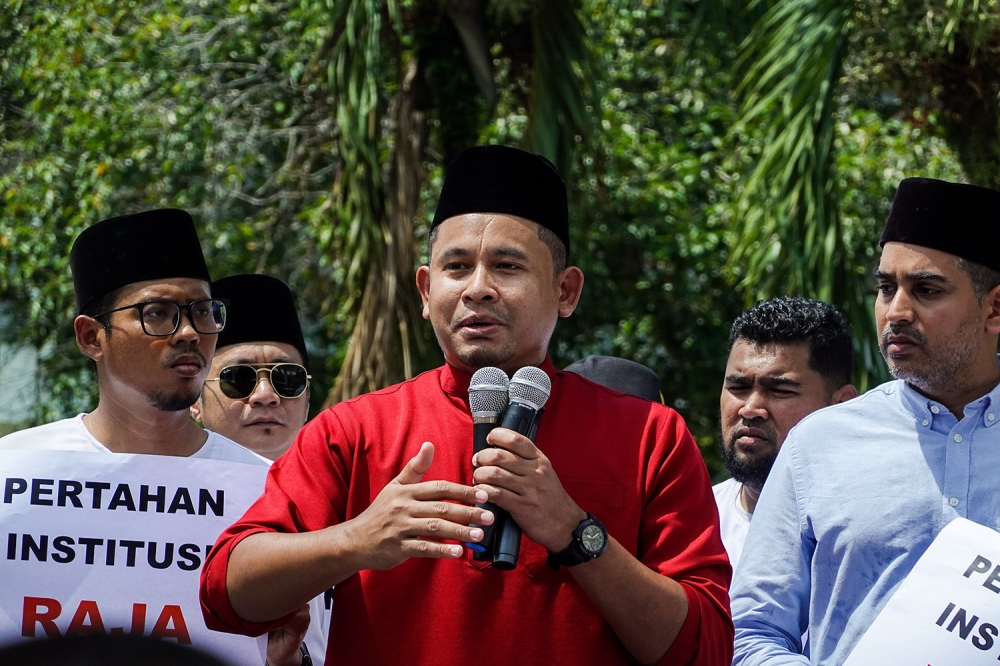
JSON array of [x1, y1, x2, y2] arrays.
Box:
[[546, 513, 608, 570]]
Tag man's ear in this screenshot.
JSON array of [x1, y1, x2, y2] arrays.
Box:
[[189, 398, 204, 424], [831, 384, 859, 404], [984, 283, 1000, 335], [415, 265, 432, 320], [556, 266, 584, 318], [74, 315, 105, 362]]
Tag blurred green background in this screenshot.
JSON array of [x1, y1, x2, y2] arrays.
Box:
[[2, 0, 996, 476]]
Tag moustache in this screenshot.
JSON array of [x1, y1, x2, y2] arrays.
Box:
[[162, 346, 207, 368], [881, 323, 926, 347]]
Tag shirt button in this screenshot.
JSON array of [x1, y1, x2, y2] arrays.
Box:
[[950, 497, 960, 507], [922, 419, 930, 426], [931, 405, 940, 414], [990, 414, 996, 422], [954, 434, 964, 443]]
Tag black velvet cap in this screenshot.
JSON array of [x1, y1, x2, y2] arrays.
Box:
[[880, 177, 1000, 271], [70, 209, 211, 313], [565, 355, 663, 404], [212, 274, 309, 371], [431, 145, 570, 258]]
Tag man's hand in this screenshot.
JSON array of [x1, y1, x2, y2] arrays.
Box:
[[473, 428, 585, 552], [266, 605, 310, 666], [344, 441, 495, 571]]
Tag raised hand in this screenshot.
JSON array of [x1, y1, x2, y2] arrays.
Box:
[[345, 442, 495, 571]]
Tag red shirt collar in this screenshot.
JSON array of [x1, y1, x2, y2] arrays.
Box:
[[440, 356, 558, 401]]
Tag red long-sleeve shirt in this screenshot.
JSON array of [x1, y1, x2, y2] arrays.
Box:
[[201, 359, 733, 665]]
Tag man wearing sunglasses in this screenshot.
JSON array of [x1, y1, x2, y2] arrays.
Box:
[[201, 146, 732, 665], [191, 274, 312, 462], [190, 273, 326, 666]]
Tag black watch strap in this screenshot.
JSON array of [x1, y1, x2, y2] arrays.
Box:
[[546, 513, 608, 570]]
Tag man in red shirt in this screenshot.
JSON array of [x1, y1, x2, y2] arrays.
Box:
[[200, 145, 732, 665]]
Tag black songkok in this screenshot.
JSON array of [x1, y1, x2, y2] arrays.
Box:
[[71, 209, 211, 313], [431, 145, 570, 258], [212, 274, 309, 371], [565, 355, 663, 404], [880, 177, 1000, 271]]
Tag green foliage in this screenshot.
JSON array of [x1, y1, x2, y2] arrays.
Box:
[[0, 0, 978, 479]]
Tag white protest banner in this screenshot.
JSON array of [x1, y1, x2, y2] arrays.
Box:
[[0, 449, 268, 664], [845, 517, 1000, 665]]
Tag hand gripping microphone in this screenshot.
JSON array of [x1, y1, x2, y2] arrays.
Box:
[[467, 367, 509, 557], [493, 366, 551, 570]]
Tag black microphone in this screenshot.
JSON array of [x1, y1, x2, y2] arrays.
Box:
[[493, 366, 551, 570], [467, 367, 509, 558]]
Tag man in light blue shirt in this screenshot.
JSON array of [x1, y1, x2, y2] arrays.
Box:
[[731, 177, 1000, 664]]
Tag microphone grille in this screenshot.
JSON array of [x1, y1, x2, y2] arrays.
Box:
[[469, 367, 510, 414], [509, 366, 551, 411]]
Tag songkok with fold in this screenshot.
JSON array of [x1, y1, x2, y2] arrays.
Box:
[[71, 209, 211, 313], [565, 356, 663, 404], [431, 145, 570, 258], [880, 177, 1000, 272], [212, 274, 309, 371]]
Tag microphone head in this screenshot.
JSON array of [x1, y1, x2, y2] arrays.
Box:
[[469, 367, 510, 414], [509, 366, 551, 411]]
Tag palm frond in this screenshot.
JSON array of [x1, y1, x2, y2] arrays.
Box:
[[728, 0, 887, 382], [322, 0, 423, 405], [522, 0, 596, 175]]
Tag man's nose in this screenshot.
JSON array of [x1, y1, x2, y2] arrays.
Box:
[[462, 264, 498, 304], [737, 391, 769, 421], [248, 373, 280, 407]]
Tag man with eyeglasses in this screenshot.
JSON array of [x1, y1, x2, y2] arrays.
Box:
[[0, 209, 308, 666], [0, 209, 264, 461]]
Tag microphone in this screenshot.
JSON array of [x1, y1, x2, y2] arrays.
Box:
[[467, 367, 509, 556], [493, 366, 551, 570]]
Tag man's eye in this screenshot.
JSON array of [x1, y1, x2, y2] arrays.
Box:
[[876, 283, 894, 294], [143, 305, 169, 319]]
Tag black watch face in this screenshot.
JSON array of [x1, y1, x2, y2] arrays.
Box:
[[581, 523, 605, 554]]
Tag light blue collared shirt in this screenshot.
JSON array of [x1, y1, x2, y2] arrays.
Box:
[[731, 375, 1000, 665]]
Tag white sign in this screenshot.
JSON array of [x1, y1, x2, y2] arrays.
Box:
[[846, 518, 1000, 665], [0, 450, 268, 664]]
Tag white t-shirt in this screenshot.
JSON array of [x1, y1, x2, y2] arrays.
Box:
[[0, 415, 331, 665], [0, 414, 268, 464], [713, 477, 752, 571]]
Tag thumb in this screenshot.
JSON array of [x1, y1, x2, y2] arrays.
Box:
[[395, 442, 434, 485]]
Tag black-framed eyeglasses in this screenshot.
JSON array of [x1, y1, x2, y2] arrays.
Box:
[[205, 363, 311, 399], [92, 299, 227, 336]]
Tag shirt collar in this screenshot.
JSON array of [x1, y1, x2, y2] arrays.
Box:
[[439, 356, 558, 402], [897, 371, 1000, 428]]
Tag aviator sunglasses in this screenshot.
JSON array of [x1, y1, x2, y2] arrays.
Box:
[[206, 363, 311, 400]]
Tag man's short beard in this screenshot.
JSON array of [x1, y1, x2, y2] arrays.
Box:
[[718, 422, 777, 493], [148, 388, 201, 412], [880, 321, 979, 397]]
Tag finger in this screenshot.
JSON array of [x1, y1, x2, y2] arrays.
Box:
[[402, 538, 466, 560], [404, 514, 494, 544], [395, 442, 435, 485], [486, 427, 539, 460], [409, 500, 495, 526], [472, 447, 526, 472], [408, 478, 489, 505], [473, 464, 523, 494]]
